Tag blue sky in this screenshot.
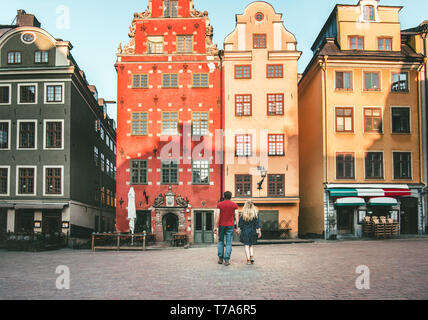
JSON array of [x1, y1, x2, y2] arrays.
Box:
[[1, 0, 427, 122]]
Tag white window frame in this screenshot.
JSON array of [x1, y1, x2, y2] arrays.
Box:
[[392, 151, 413, 181], [16, 120, 38, 150], [0, 166, 10, 196], [43, 119, 65, 150], [43, 165, 64, 197], [44, 83, 65, 104], [16, 165, 37, 196], [0, 84, 12, 105], [362, 106, 384, 134], [334, 151, 357, 181], [334, 106, 355, 134], [0, 120, 11, 150], [17, 83, 38, 105], [363, 151, 385, 181]]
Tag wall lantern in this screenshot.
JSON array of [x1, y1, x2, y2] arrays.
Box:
[[257, 167, 268, 190], [62, 221, 70, 229], [34, 221, 42, 229]]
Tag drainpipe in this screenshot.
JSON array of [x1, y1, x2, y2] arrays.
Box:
[[219, 50, 224, 200], [320, 55, 329, 240]]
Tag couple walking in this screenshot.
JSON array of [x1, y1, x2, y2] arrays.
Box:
[[214, 191, 262, 266]]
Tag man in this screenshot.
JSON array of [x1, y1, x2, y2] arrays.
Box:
[[214, 191, 240, 266]]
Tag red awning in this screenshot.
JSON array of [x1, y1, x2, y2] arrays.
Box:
[[383, 189, 411, 197]]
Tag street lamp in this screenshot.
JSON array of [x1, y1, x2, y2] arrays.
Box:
[[257, 167, 267, 190]]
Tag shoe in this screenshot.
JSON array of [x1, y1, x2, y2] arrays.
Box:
[[224, 260, 230, 266], [250, 256, 255, 264], [218, 258, 224, 265], [246, 259, 251, 265]]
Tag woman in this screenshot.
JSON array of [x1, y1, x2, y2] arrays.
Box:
[[237, 201, 262, 265]]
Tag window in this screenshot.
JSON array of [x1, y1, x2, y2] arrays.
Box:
[[267, 64, 283, 78], [255, 12, 264, 22], [268, 134, 285, 156], [18, 167, 35, 195], [235, 135, 252, 157], [177, 35, 193, 53], [147, 36, 164, 54], [0, 86, 10, 104], [235, 65, 251, 79], [18, 121, 36, 149], [192, 74, 209, 88], [364, 108, 383, 133], [365, 152, 384, 179], [336, 153, 355, 179], [162, 112, 179, 135], [100, 154, 105, 172], [45, 167, 62, 195], [393, 152, 412, 179], [378, 38, 392, 51], [391, 107, 410, 134], [45, 121, 63, 149], [161, 160, 179, 184], [336, 71, 352, 90], [0, 168, 8, 195], [235, 175, 252, 197], [0, 122, 10, 149], [7, 52, 21, 64], [131, 112, 148, 136], [34, 51, 49, 63], [106, 159, 110, 176], [94, 147, 99, 167], [192, 112, 209, 136], [131, 160, 148, 185], [192, 160, 210, 185], [19, 85, 36, 103], [267, 94, 284, 116], [363, 5, 375, 21], [164, 0, 178, 17], [336, 107, 354, 132], [364, 72, 380, 91], [235, 95, 252, 116], [162, 74, 178, 88], [349, 36, 364, 50], [268, 174, 285, 197], [253, 34, 266, 48], [100, 127, 105, 140], [46, 85, 63, 103], [391, 72, 408, 92], [132, 74, 148, 88]]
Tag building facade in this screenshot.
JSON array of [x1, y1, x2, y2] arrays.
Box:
[[223, 2, 301, 238], [115, 0, 221, 244], [0, 11, 117, 244], [298, 0, 426, 239]]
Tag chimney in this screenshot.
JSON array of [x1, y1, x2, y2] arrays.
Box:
[[16, 10, 41, 28]]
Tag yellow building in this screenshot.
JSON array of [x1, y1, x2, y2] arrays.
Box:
[[223, 2, 301, 238], [298, 0, 426, 239]]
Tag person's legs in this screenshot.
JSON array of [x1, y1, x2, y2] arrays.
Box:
[[250, 246, 255, 264], [217, 226, 225, 262], [244, 245, 251, 264], [224, 226, 234, 263]]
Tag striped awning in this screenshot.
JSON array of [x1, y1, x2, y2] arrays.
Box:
[[335, 197, 366, 207], [368, 197, 398, 206], [328, 185, 410, 197]]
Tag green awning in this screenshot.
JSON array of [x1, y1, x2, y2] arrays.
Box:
[[335, 197, 366, 207], [368, 197, 398, 206], [329, 189, 358, 197]]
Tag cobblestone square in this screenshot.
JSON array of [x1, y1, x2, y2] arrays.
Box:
[[1, 239, 428, 300]]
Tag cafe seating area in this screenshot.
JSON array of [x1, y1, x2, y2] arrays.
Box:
[[363, 216, 399, 239]]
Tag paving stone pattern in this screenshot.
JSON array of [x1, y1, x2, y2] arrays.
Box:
[[1, 239, 428, 300]]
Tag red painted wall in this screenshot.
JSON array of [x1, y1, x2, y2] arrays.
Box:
[[116, 0, 221, 238]]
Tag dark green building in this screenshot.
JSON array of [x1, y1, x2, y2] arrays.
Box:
[[0, 10, 116, 244]]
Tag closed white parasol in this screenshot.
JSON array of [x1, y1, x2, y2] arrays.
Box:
[[128, 187, 137, 234]]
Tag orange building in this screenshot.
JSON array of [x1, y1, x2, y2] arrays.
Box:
[[222, 2, 301, 238], [298, 0, 426, 239]]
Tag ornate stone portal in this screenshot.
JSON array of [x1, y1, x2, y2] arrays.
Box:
[[152, 186, 189, 242]]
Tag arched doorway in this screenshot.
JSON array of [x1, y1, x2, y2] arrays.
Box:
[[163, 213, 178, 241]]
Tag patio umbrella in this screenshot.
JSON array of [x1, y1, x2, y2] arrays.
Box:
[[128, 187, 136, 235]]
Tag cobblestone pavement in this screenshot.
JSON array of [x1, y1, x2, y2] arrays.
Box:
[[1, 238, 428, 300]]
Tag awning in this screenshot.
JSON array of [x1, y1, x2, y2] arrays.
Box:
[[335, 197, 366, 207], [14, 203, 68, 210], [328, 185, 410, 197], [368, 197, 398, 206]]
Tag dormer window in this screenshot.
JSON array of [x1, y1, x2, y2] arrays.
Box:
[[164, 0, 178, 18], [349, 36, 364, 50], [363, 5, 375, 21], [147, 36, 164, 54], [7, 52, 21, 64]]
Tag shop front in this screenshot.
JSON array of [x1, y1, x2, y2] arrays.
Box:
[[324, 184, 425, 239]]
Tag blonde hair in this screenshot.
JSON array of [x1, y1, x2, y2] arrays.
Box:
[[241, 201, 258, 222]]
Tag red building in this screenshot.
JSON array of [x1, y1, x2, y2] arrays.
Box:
[[115, 0, 221, 244]]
